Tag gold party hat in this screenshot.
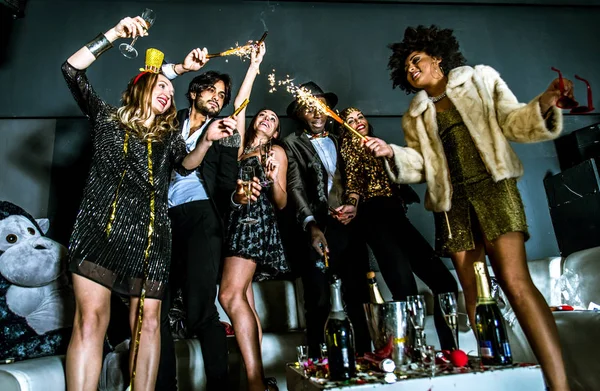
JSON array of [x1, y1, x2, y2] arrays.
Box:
[[139, 48, 164, 73]]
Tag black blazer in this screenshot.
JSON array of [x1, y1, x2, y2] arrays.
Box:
[[283, 128, 344, 229], [176, 109, 239, 223]]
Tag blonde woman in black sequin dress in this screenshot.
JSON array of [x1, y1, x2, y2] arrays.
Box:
[[365, 25, 572, 390], [62, 16, 236, 391]]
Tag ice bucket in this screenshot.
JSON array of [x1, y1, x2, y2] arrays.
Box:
[[364, 302, 409, 367]]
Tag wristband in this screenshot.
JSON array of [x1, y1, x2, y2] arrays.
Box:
[[85, 33, 113, 58]]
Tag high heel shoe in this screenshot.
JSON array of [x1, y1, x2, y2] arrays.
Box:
[[264, 377, 279, 391]]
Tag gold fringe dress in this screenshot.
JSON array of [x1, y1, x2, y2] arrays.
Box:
[[62, 61, 191, 299], [434, 106, 529, 256]]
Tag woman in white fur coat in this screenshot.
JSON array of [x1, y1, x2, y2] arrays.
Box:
[[365, 25, 572, 390]]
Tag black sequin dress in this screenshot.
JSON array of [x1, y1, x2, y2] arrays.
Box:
[[62, 61, 191, 299], [225, 156, 290, 281]]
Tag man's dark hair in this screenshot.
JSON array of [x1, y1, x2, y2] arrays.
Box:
[[185, 71, 233, 109], [388, 25, 467, 94]]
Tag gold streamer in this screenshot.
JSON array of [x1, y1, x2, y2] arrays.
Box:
[[105, 133, 130, 236], [129, 139, 155, 390]]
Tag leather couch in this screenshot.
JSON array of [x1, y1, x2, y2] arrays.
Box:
[[412, 247, 600, 391], [1, 247, 598, 391]]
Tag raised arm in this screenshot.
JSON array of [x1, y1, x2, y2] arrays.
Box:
[[484, 65, 566, 143], [68, 16, 148, 70], [161, 47, 210, 80], [234, 42, 266, 155]]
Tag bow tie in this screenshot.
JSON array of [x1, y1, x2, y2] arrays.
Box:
[[307, 131, 329, 140]]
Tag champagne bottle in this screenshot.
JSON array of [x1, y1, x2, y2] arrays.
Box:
[[474, 262, 512, 365], [366, 271, 385, 304], [324, 277, 356, 380]]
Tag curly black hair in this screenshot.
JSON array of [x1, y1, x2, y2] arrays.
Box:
[[388, 25, 467, 94]]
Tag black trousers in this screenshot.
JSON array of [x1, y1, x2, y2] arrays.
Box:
[[156, 200, 228, 391], [357, 197, 459, 351], [291, 215, 372, 357]]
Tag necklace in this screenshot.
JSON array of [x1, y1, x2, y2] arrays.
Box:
[[243, 143, 261, 155], [430, 91, 447, 103]]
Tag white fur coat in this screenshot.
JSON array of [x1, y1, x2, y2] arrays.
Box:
[[385, 65, 563, 212]]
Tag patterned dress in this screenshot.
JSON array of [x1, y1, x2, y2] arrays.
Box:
[[62, 61, 191, 299], [225, 156, 290, 281]]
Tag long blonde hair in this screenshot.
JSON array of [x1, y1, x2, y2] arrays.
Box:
[[115, 72, 178, 141]]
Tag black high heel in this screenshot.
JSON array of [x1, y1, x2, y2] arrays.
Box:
[[264, 377, 279, 391]]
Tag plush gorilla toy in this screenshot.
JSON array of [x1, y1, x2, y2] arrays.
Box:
[[0, 201, 74, 362]]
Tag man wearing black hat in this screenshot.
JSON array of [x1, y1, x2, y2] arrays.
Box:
[[282, 82, 371, 357]]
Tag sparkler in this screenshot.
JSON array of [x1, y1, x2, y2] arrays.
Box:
[[229, 98, 250, 118], [207, 31, 268, 60], [268, 70, 367, 141]]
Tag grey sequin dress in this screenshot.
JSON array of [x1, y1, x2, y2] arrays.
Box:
[[225, 156, 290, 281], [62, 61, 191, 299]]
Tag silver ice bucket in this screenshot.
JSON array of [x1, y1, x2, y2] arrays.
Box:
[[364, 302, 410, 368]]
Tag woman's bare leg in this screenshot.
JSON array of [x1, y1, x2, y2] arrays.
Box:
[[449, 241, 487, 332], [128, 297, 162, 391], [485, 232, 569, 390], [66, 274, 112, 391], [219, 256, 268, 391], [246, 283, 263, 344]]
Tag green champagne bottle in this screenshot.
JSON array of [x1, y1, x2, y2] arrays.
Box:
[[324, 277, 356, 380], [474, 262, 512, 365]]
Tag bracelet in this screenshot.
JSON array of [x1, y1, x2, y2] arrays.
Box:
[[85, 33, 113, 58], [172, 64, 181, 76], [345, 197, 358, 207]]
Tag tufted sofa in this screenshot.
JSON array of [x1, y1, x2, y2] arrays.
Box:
[[0, 279, 307, 391], [411, 246, 600, 391], [2, 248, 599, 391]]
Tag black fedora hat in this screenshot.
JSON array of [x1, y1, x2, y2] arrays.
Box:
[[286, 81, 338, 119]]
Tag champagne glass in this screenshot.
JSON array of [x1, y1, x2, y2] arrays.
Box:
[[438, 292, 459, 349], [240, 166, 259, 225], [407, 295, 427, 361], [259, 139, 274, 187], [119, 8, 156, 59]]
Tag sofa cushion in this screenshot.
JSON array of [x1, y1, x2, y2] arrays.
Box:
[[562, 246, 600, 308], [0, 355, 65, 391]]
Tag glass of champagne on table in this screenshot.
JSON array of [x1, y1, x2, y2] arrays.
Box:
[[438, 292, 459, 349], [240, 166, 259, 225], [407, 294, 427, 363], [119, 8, 156, 59]]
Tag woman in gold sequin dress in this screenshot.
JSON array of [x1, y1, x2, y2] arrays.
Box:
[[366, 25, 573, 390], [62, 16, 236, 391]]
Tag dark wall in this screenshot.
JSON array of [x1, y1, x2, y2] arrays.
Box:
[[1, 0, 599, 117], [2, 0, 600, 260]]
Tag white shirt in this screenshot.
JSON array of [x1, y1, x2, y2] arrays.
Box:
[[302, 134, 338, 229], [168, 115, 210, 208]]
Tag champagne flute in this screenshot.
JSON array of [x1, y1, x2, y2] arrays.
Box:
[[407, 295, 427, 362], [438, 292, 459, 349], [240, 166, 259, 225], [259, 139, 274, 187], [119, 8, 156, 59]]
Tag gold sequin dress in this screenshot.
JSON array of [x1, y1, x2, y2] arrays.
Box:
[[434, 106, 529, 255], [62, 61, 191, 299]]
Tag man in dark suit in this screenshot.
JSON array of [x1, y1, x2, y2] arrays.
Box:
[[282, 82, 371, 358], [155, 49, 242, 391]]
